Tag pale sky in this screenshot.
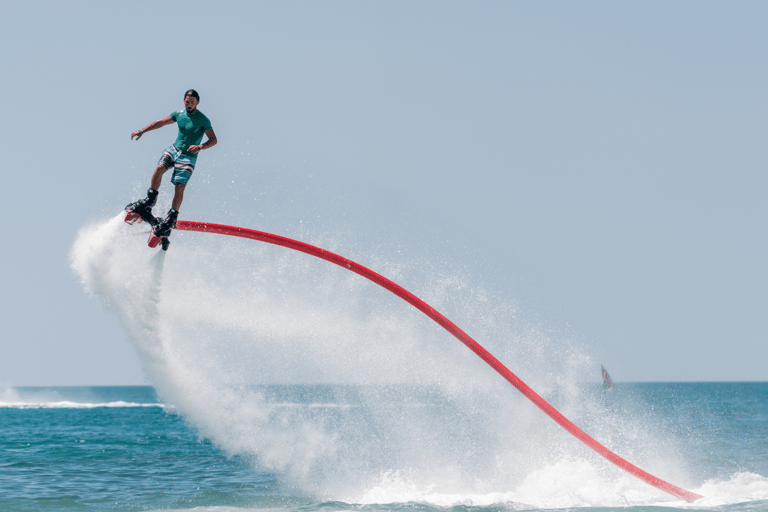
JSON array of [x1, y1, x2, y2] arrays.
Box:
[[2, 1, 766, 385]]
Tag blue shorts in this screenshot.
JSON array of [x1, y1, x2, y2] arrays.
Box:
[[158, 146, 197, 186]]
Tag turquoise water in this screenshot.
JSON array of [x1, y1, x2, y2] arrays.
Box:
[[3, 383, 768, 511], [1, 386, 276, 511]]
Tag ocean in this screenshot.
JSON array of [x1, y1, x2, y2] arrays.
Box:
[[2, 383, 768, 511], [6, 214, 767, 511]]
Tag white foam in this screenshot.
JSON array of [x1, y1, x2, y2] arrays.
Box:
[[354, 465, 768, 509], [354, 458, 692, 508], [693, 472, 768, 507]]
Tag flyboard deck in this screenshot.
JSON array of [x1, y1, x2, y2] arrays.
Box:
[[124, 210, 170, 251], [147, 232, 170, 250]]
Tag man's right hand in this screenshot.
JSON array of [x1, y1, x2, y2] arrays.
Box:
[[131, 130, 143, 140]]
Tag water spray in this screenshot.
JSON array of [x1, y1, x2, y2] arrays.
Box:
[[174, 220, 702, 503]]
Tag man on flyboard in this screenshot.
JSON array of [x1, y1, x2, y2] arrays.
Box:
[[126, 89, 217, 239]]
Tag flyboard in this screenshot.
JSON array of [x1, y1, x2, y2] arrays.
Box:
[[125, 210, 171, 250], [127, 216, 703, 503]]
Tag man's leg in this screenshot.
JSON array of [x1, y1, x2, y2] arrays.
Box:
[[171, 183, 186, 211], [153, 161, 191, 237], [154, 183, 184, 237], [150, 164, 169, 191]]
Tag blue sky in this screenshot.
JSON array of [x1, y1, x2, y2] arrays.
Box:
[[2, 1, 766, 385]]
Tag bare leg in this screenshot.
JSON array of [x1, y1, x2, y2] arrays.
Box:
[[150, 164, 169, 191], [171, 183, 185, 211]]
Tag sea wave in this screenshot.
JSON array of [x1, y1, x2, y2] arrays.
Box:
[[0, 400, 164, 409]]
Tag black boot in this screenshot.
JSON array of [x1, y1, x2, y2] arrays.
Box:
[[126, 189, 159, 224], [153, 209, 179, 237]]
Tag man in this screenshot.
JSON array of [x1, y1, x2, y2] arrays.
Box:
[[126, 89, 217, 237]]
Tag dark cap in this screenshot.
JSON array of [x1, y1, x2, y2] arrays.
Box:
[[184, 89, 200, 100]]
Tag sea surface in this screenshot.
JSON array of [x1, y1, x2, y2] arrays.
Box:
[[19, 214, 764, 511], [2, 383, 768, 512]]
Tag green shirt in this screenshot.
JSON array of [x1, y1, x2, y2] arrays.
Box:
[[170, 109, 213, 155]]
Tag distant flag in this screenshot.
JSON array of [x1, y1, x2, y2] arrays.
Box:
[[601, 365, 614, 391]]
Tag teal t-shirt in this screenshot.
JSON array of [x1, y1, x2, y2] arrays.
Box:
[[170, 109, 213, 155]]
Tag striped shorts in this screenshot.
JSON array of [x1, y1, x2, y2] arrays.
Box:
[[158, 146, 197, 186]]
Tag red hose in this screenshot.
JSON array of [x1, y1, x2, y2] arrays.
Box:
[[175, 220, 702, 503]]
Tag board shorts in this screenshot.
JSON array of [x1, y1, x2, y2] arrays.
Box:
[[158, 146, 197, 186]]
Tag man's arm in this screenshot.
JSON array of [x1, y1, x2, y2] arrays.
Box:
[[188, 128, 217, 154], [131, 116, 174, 140]]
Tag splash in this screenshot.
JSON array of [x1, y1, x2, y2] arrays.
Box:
[[70, 214, 701, 506]]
